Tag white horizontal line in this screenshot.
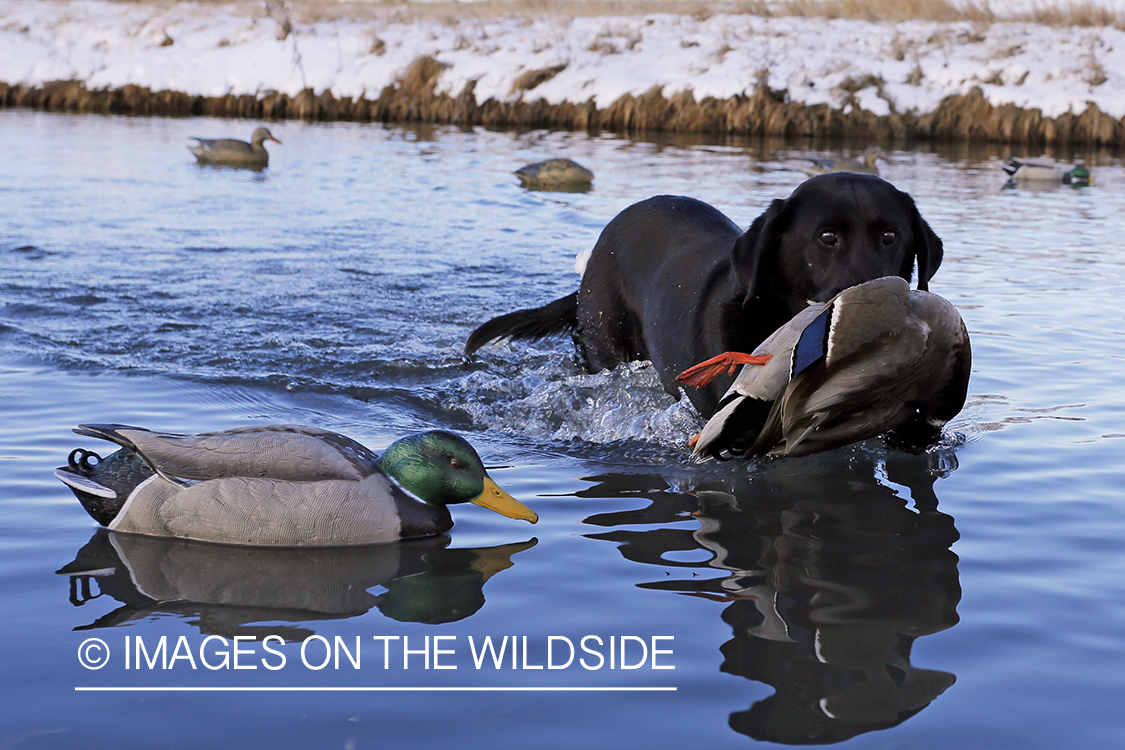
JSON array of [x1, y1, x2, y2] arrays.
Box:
[[76, 686, 676, 693]]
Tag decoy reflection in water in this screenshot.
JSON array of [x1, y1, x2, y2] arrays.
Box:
[[57, 530, 537, 635], [800, 146, 887, 177], [678, 276, 970, 460], [55, 424, 536, 546], [189, 127, 282, 167], [578, 447, 961, 744], [514, 158, 595, 191], [1002, 158, 1091, 186]]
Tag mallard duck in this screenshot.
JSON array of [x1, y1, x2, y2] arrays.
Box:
[[677, 276, 971, 460], [1002, 158, 1091, 185], [800, 146, 886, 177], [189, 127, 281, 167], [514, 158, 594, 188], [54, 424, 536, 546]]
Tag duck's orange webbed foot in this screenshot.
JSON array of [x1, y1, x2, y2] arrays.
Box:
[[675, 352, 772, 388]]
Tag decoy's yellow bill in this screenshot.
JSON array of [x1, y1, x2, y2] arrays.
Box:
[[471, 476, 538, 523]]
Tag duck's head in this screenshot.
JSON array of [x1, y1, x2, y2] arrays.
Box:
[[251, 128, 282, 146], [1068, 164, 1092, 184], [378, 431, 537, 523]]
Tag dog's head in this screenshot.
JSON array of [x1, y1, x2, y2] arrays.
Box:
[[731, 173, 943, 313]]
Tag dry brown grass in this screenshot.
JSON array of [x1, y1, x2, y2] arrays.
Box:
[[784, 0, 1122, 26], [96, 0, 1125, 28], [510, 63, 568, 93], [373, 0, 1116, 28], [8, 62, 1123, 146]]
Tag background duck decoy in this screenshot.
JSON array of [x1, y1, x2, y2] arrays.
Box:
[[678, 276, 971, 460], [514, 158, 594, 190], [1002, 158, 1091, 185], [189, 127, 281, 167], [55, 424, 536, 546], [800, 146, 886, 177]]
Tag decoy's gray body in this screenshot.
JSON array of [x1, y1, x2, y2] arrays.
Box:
[[55, 424, 536, 546], [801, 146, 886, 177], [692, 276, 971, 460], [189, 127, 281, 167], [1002, 158, 1090, 185], [514, 158, 594, 188]]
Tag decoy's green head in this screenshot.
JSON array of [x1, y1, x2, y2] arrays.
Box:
[[1069, 164, 1091, 183], [378, 431, 537, 523]]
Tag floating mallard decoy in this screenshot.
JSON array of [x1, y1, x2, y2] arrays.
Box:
[[677, 276, 970, 460], [514, 158, 594, 188], [800, 146, 886, 177], [55, 424, 536, 546], [1002, 158, 1091, 185], [189, 127, 281, 167]]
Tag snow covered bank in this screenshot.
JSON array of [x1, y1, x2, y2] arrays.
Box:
[[3, 0, 1125, 143]]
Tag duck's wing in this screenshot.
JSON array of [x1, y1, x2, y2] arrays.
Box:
[[210, 138, 254, 153], [831, 155, 878, 175], [778, 332, 927, 455], [690, 303, 825, 458], [729, 302, 827, 398], [811, 276, 912, 367], [74, 424, 379, 484], [1008, 160, 1064, 181], [189, 137, 255, 159], [800, 158, 833, 176], [188, 138, 217, 159]]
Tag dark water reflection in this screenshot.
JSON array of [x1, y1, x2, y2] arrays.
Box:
[[58, 530, 536, 637], [580, 448, 960, 744]]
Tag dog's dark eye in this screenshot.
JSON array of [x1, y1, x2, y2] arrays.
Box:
[[881, 230, 897, 246], [819, 230, 838, 246]]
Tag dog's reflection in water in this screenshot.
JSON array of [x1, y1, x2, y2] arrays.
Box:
[[579, 446, 961, 744]]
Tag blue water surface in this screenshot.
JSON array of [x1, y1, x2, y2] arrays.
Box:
[[2, 109, 1124, 749]]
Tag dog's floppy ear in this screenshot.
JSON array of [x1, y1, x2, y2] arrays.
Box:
[[898, 189, 944, 291], [913, 215, 943, 291], [731, 198, 788, 307]]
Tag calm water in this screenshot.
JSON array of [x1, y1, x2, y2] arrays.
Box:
[[2, 109, 1124, 749]]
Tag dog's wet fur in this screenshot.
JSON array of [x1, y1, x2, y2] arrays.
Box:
[[465, 173, 943, 417]]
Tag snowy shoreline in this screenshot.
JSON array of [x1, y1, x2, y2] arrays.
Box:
[[3, 0, 1125, 144]]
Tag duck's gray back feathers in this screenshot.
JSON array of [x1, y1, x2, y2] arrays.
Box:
[[108, 472, 442, 546], [514, 158, 594, 187], [77, 424, 378, 483], [800, 146, 884, 177]]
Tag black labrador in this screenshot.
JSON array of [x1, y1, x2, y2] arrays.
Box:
[[465, 173, 943, 417]]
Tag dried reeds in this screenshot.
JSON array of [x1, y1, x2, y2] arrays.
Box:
[[5, 64, 1123, 146], [95, 0, 1125, 29]]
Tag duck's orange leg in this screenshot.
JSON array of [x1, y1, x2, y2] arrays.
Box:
[[675, 352, 772, 388]]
